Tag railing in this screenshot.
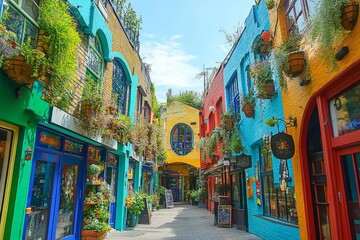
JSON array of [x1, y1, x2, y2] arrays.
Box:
[[106, 0, 140, 51]]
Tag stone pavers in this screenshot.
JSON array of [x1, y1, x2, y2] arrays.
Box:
[[106, 204, 261, 240]]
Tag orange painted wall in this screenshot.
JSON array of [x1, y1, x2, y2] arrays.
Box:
[[269, 2, 360, 239]]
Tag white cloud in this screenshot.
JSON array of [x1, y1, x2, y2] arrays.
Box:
[[143, 33, 155, 39], [140, 35, 203, 103]]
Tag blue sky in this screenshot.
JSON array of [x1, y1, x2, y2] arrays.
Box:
[[129, 0, 255, 103]]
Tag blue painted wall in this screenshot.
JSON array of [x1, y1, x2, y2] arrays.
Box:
[[223, 1, 300, 239]]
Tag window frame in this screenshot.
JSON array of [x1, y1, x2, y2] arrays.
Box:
[[87, 35, 104, 79], [284, 0, 319, 34], [170, 123, 193, 156], [227, 73, 240, 114], [112, 59, 129, 115]]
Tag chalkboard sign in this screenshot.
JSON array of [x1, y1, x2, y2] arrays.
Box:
[[165, 189, 174, 208], [138, 197, 151, 224], [218, 205, 232, 227]]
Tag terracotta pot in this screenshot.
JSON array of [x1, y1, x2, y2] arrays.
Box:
[[81, 101, 100, 118], [224, 117, 235, 131], [81, 230, 107, 240], [287, 51, 306, 77], [2, 55, 37, 84], [242, 103, 254, 118], [261, 30, 271, 43], [257, 81, 276, 99], [258, 41, 272, 56], [341, 3, 359, 31]]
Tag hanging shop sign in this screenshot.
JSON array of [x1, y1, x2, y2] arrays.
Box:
[[24, 146, 33, 161], [271, 132, 295, 159], [230, 154, 252, 171]]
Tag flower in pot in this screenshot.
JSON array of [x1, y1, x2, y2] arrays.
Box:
[[249, 59, 276, 99], [241, 89, 256, 118], [252, 36, 272, 57], [340, 0, 359, 31], [228, 130, 244, 154], [104, 114, 133, 144], [274, 32, 306, 88], [0, 24, 21, 68], [126, 192, 145, 227], [220, 111, 240, 131], [87, 164, 101, 181], [261, 30, 272, 43]]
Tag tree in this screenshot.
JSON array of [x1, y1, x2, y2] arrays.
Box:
[[167, 90, 203, 109], [219, 23, 243, 47]]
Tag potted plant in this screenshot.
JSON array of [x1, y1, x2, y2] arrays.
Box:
[[220, 111, 240, 131], [264, 117, 278, 127], [274, 32, 305, 88], [228, 130, 244, 154], [190, 190, 200, 205], [249, 59, 276, 99], [103, 114, 133, 144], [82, 183, 114, 239], [215, 183, 231, 196], [126, 191, 145, 228], [252, 36, 272, 57], [87, 164, 101, 182], [266, 0, 275, 10], [308, 0, 358, 68], [241, 89, 256, 118], [261, 30, 272, 43]]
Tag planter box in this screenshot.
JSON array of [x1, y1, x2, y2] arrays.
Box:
[[81, 230, 107, 240]]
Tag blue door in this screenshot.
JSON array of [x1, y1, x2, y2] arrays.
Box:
[[105, 164, 117, 227], [24, 152, 83, 240]]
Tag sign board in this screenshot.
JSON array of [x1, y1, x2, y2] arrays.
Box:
[[271, 132, 295, 159], [230, 154, 252, 171], [138, 197, 151, 224], [165, 189, 174, 208], [218, 205, 232, 227]]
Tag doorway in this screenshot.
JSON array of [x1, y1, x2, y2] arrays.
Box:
[[231, 172, 248, 231], [24, 152, 82, 240], [105, 153, 118, 228]]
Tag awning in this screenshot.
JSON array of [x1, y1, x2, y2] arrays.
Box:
[[201, 165, 224, 177]]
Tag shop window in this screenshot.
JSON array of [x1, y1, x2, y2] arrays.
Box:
[[170, 124, 193, 156], [112, 59, 129, 115], [5, 2, 39, 46], [260, 145, 298, 224], [87, 36, 104, 78], [227, 73, 240, 114], [330, 82, 360, 137], [284, 0, 320, 33]]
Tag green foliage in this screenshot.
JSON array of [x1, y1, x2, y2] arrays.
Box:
[[155, 186, 166, 197], [21, 38, 48, 77], [266, 0, 275, 10], [190, 190, 200, 202], [126, 191, 145, 215], [167, 90, 203, 109], [228, 130, 244, 154], [240, 88, 256, 107], [215, 183, 231, 195], [0, 23, 21, 67], [104, 114, 133, 144], [219, 23, 243, 47], [307, 0, 349, 68], [249, 59, 274, 96], [274, 33, 302, 89], [132, 118, 150, 155], [87, 164, 101, 175], [38, 0, 81, 108], [124, 3, 142, 32], [264, 118, 278, 127]]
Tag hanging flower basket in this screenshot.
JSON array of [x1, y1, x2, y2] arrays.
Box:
[[36, 30, 49, 53], [80, 100, 100, 118], [341, 3, 359, 31], [257, 81, 276, 99], [81, 230, 107, 240], [242, 103, 254, 118], [287, 51, 306, 77], [261, 30, 271, 43], [2, 55, 38, 85]]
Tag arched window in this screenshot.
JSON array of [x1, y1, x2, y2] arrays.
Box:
[[246, 65, 252, 95], [112, 59, 129, 115], [87, 35, 104, 78], [171, 124, 193, 156]]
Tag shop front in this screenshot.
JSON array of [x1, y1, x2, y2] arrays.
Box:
[[301, 63, 360, 240]]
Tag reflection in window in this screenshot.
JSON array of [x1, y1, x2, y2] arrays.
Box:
[[227, 73, 240, 114], [112, 59, 129, 115], [330, 82, 360, 137], [284, 0, 320, 33], [87, 36, 104, 78], [171, 124, 193, 156]]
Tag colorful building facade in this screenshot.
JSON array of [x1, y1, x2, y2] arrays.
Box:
[[159, 100, 200, 202], [269, 0, 360, 239], [223, 1, 299, 239]]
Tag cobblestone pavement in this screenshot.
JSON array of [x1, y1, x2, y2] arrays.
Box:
[[106, 204, 261, 240]]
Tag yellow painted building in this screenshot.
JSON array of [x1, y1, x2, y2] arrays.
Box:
[[159, 100, 201, 202], [269, 1, 360, 239]]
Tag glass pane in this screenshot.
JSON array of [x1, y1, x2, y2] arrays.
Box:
[[278, 190, 287, 220], [330, 82, 360, 137], [106, 166, 117, 196], [342, 153, 360, 240], [56, 164, 78, 239], [25, 160, 56, 240], [5, 6, 25, 44], [22, 0, 40, 20], [269, 176, 278, 217], [287, 187, 298, 224], [262, 176, 270, 215], [317, 205, 331, 240], [0, 128, 13, 219], [316, 185, 326, 203], [307, 0, 321, 16], [232, 175, 241, 209], [313, 160, 323, 175]]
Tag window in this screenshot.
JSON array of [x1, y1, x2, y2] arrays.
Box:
[[246, 65, 252, 95], [285, 0, 320, 33], [260, 145, 298, 224], [170, 124, 193, 156], [112, 59, 129, 115], [136, 87, 144, 115], [87, 36, 104, 78], [5, 1, 39, 46], [144, 101, 151, 123], [227, 73, 240, 114], [215, 99, 223, 126]]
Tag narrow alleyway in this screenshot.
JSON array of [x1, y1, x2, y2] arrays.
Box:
[[106, 204, 261, 240]]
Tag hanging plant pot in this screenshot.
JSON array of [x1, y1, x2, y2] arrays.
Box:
[[80, 101, 100, 118], [261, 30, 271, 43], [224, 117, 235, 131], [2, 55, 38, 85], [258, 41, 272, 56], [341, 3, 359, 31], [287, 51, 306, 77], [257, 81, 276, 99], [242, 103, 255, 118], [81, 230, 107, 239]]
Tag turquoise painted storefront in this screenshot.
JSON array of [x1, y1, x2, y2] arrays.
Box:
[[223, 1, 300, 239]]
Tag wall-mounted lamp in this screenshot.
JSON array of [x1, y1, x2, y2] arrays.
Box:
[[335, 46, 349, 61], [209, 106, 215, 112], [272, 115, 297, 128]]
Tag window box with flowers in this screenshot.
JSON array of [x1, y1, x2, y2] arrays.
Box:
[[249, 59, 276, 99]]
